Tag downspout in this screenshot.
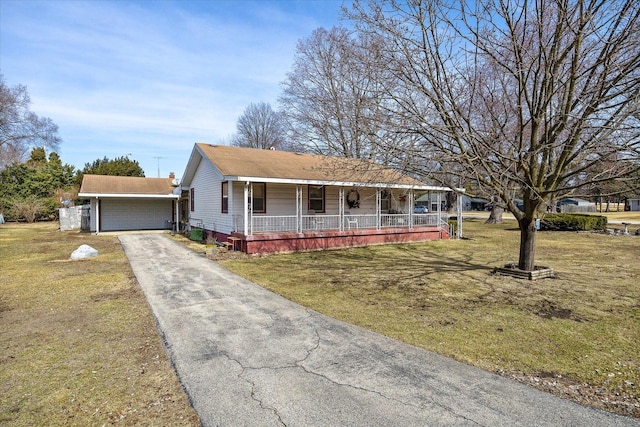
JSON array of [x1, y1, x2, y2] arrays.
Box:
[[95, 196, 100, 235]]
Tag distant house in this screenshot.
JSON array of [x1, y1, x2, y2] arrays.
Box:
[[78, 175, 179, 233], [415, 193, 445, 211], [557, 197, 594, 213], [627, 197, 640, 212], [179, 143, 456, 254]]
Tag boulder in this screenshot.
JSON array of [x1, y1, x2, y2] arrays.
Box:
[[71, 244, 99, 259]]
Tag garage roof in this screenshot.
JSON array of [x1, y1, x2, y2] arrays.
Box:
[[79, 175, 178, 198]]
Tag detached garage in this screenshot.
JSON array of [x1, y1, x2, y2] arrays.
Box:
[[79, 174, 179, 233]]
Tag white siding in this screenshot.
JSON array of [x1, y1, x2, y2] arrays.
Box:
[[324, 186, 340, 213], [265, 183, 296, 215], [349, 188, 378, 214], [190, 158, 226, 233], [228, 185, 410, 216], [230, 182, 244, 232], [89, 198, 97, 232]]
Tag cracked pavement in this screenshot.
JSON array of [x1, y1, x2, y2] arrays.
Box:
[[119, 234, 638, 426]]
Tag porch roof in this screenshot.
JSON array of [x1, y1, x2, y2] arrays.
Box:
[[78, 174, 179, 199], [181, 143, 451, 191]]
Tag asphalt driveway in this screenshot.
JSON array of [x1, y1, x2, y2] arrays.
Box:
[[119, 234, 638, 426]]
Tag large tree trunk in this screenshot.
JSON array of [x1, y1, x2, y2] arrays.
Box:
[[446, 192, 457, 214], [518, 217, 537, 271], [485, 197, 504, 224]]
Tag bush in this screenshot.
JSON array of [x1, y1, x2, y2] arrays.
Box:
[[9, 196, 46, 223], [540, 213, 607, 231], [2, 196, 58, 222]]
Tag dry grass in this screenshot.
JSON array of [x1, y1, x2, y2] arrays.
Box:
[[463, 209, 640, 224], [217, 219, 640, 417], [0, 222, 199, 426], [596, 211, 640, 222]]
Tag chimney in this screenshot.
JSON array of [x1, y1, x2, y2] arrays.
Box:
[[169, 172, 175, 179]]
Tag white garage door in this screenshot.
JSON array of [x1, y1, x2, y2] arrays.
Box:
[[100, 199, 173, 231]]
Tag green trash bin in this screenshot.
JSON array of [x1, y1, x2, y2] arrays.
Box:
[[190, 228, 204, 241]]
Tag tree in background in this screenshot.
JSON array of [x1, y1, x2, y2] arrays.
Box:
[[0, 147, 76, 222], [231, 102, 290, 150], [280, 27, 406, 160], [0, 74, 61, 170], [77, 156, 145, 185], [346, 0, 640, 271]]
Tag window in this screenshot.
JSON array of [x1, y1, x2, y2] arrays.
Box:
[[380, 190, 390, 212], [250, 183, 266, 213], [221, 182, 228, 213], [308, 185, 325, 212], [190, 188, 195, 211]]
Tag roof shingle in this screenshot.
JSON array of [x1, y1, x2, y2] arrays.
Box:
[[79, 175, 176, 195], [196, 143, 422, 186]]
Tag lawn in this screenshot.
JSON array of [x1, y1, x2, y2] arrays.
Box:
[[216, 219, 640, 417], [0, 222, 199, 426]]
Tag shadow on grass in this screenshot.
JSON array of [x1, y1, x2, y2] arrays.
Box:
[[296, 243, 497, 288]]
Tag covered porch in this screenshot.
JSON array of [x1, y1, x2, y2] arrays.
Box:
[[223, 184, 459, 254]]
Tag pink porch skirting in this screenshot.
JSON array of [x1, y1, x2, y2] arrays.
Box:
[[222, 226, 449, 254]]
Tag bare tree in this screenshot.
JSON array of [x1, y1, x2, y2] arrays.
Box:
[[10, 196, 45, 223], [0, 75, 61, 170], [346, 0, 640, 271], [232, 102, 288, 150], [281, 26, 410, 160]]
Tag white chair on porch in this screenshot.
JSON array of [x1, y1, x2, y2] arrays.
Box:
[[309, 210, 324, 230], [344, 211, 358, 229]]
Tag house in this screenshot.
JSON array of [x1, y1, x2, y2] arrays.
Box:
[[557, 197, 594, 213], [627, 196, 640, 211], [78, 174, 179, 233], [466, 197, 489, 211], [415, 193, 487, 211], [179, 143, 459, 254]]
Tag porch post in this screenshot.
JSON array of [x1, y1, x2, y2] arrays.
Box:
[[174, 198, 179, 233], [409, 190, 414, 229], [249, 183, 254, 235], [436, 192, 442, 230], [457, 191, 463, 238], [376, 189, 381, 230], [243, 182, 249, 236], [339, 187, 344, 231], [296, 185, 302, 234]]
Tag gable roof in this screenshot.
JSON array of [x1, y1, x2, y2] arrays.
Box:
[[78, 174, 178, 198], [182, 143, 448, 190]]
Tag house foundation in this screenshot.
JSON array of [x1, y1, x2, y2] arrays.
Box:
[[221, 226, 449, 254]]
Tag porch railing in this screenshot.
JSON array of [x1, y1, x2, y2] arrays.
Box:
[[238, 213, 447, 235]]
